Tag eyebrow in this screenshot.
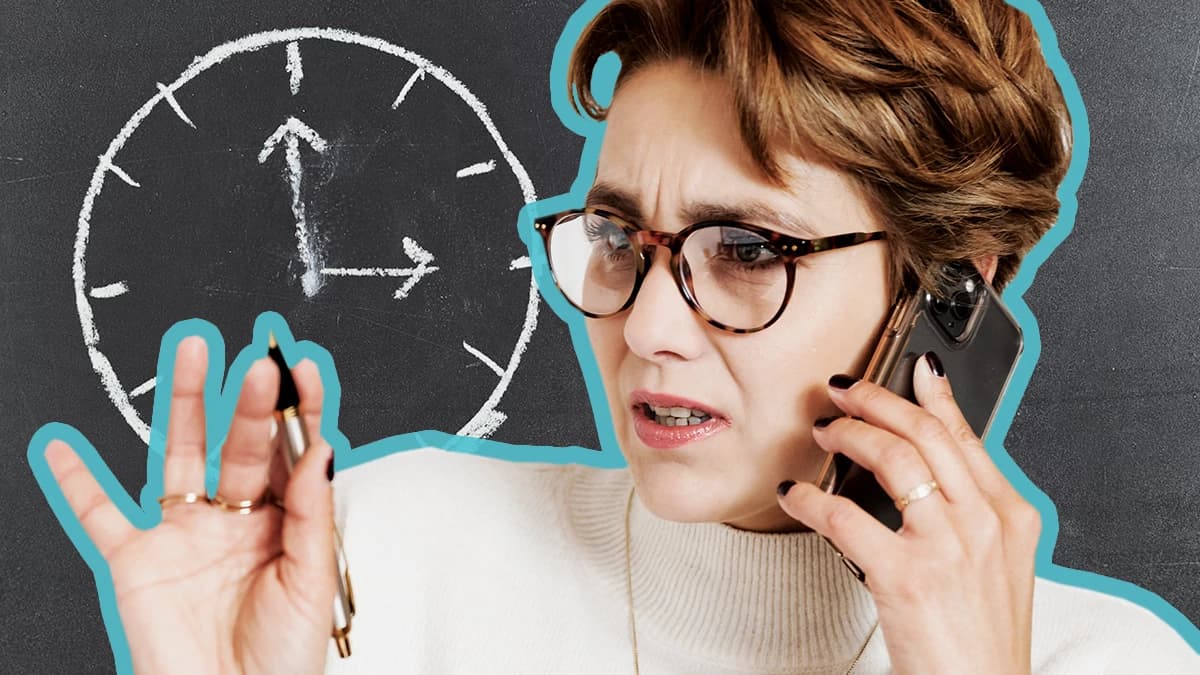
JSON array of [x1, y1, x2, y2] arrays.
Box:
[[585, 181, 821, 239]]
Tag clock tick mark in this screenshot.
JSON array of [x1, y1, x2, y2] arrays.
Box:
[[391, 67, 426, 110], [155, 83, 196, 129], [89, 281, 129, 299], [100, 157, 141, 188], [456, 160, 495, 178], [130, 377, 156, 399], [286, 41, 303, 95], [462, 341, 505, 378]]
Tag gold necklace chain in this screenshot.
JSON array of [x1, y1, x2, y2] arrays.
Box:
[[623, 485, 878, 675]]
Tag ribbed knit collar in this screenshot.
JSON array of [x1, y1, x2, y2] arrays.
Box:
[[566, 465, 881, 673]]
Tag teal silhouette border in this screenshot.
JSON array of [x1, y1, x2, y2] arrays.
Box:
[[26, 1, 1198, 672]]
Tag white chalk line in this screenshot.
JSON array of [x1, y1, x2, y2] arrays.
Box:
[[257, 116, 328, 162], [390, 67, 425, 109], [456, 277, 540, 438], [462, 341, 505, 378], [456, 160, 495, 178], [459, 409, 507, 439], [89, 281, 129, 298], [321, 266, 440, 277], [286, 41, 303, 95], [155, 83, 196, 128], [100, 157, 141, 188], [509, 256, 531, 270], [320, 237, 439, 299], [130, 377, 156, 398], [74, 28, 539, 444], [259, 117, 329, 297], [393, 236, 438, 299]]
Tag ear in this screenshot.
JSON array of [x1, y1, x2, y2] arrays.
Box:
[[974, 255, 998, 285]]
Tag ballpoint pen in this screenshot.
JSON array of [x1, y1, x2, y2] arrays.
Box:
[[267, 332, 356, 658]]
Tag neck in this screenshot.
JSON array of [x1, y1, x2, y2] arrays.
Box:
[[569, 469, 878, 671]]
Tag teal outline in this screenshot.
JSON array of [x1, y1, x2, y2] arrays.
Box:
[[25, 1, 1198, 671]]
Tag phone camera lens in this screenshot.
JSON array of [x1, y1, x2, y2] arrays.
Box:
[[949, 291, 974, 321], [931, 297, 949, 315]]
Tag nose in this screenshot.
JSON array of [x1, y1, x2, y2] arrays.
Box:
[[622, 247, 708, 363]]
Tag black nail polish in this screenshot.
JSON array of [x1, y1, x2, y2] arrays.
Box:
[[828, 374, 859, 390], [813, 415, 839, 429], [326, 453, 335, 482], [777, 480, 796, 497], [924, 351, 945, 378]]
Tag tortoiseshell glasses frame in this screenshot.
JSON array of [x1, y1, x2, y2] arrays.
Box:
[[533, 207, 888, 334]]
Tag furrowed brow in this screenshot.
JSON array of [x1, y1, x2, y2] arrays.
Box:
[[683, 201, 820, 239], [585, 182, 644, 222]]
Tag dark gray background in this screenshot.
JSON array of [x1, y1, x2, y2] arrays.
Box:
[[1, 1, 1196, 672]]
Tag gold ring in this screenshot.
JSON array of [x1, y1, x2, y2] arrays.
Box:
[[894, 479, 940, 512], [157, 492, 211, 509], [211, 488, 274, 515]]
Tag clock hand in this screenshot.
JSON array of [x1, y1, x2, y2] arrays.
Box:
[[258, 116, 329, 297], [320, 236, 441, 300]]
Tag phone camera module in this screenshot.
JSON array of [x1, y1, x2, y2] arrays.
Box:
[[929, 267, 982, 342]]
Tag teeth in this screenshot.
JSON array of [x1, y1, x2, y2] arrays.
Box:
[[644, 402, 712, 426], [651, 405, 709, 418]]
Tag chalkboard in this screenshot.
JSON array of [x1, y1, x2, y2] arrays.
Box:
[[1, 0, 1197, 672]]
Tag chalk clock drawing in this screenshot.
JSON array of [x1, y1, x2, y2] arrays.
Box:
[[74, 28, 541, 446]]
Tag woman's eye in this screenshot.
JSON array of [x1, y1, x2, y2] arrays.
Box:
[[716, 241, 778, 266], [732, 243, 770, 262]]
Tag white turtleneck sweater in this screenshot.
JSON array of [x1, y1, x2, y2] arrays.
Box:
[[323, 447, 1198, 674]]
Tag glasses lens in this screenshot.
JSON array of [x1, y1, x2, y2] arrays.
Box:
[[682, 225, 788, 329], [547, 212, 637, 315]]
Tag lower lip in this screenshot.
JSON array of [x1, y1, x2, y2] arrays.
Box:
[[632, 410, 729, 449]]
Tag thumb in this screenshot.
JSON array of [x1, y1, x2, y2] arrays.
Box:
[[278, 439, 337, 615]]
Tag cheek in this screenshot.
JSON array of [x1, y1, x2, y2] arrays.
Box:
[[736, 261, 891, 421], [585, 318, 627, 385]]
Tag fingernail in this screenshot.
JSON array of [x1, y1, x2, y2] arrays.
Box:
[[325, 452, 335, 482], [924, 351, 945, 378], [813, 415, 839, 429], [828, 374, 859, 390], [777, 480, 796, 497], [269, 418, 278, 440]]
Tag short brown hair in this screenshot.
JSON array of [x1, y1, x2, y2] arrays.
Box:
[[567, 0, 1072, 296]]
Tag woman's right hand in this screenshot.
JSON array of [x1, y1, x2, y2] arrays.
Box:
[[43, 336, 336, 675]]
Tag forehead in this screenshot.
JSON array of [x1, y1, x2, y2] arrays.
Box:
[[593, 61, 875, 238]]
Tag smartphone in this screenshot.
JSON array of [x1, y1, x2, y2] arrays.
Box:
[[813, 262, 1022, 578]]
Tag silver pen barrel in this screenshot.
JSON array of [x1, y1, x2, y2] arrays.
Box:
[[279, 408, 356, 658]]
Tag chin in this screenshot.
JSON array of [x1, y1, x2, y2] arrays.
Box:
[[626, 459, 741, 523]]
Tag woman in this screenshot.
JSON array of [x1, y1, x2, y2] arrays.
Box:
[[40, 0, 1198, 673]]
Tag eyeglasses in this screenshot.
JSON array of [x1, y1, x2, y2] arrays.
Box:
[[533, 208, 887, 333]]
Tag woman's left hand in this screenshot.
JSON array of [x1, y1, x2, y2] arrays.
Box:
[[777, 352, 1042, 675]]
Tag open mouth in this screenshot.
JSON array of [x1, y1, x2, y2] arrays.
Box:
[[639, 402, 714, 427]]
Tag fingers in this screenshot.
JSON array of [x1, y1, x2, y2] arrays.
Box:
[[912, 354, 1042, 546], [44, 439, 135, 560], [291, 359, 325, 442], [777, 479, 895, 580], [811, 417, 945, 524], [278, 438, 336, 607], [911, 355, 1018, 506], [215, 358, 279, 503], [164, 336, 209, 494], [826, 370, 982, 506]]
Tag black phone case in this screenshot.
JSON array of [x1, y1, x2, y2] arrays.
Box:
[[819, 268, 1023, 535]]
